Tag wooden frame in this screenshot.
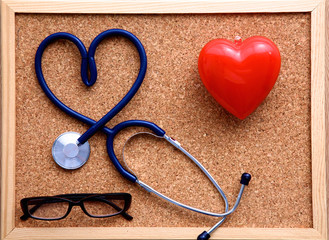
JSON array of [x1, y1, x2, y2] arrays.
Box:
[[1, 0, 328, 239]]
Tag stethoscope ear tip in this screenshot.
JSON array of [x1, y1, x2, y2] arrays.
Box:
[[197, 231, 210, 240], [240, 173, 252, 186]]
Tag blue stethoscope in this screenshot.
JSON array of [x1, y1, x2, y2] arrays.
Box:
[[35, 29, 251, 240]]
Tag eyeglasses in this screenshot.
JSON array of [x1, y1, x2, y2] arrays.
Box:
[[20, 193, 132, 221]]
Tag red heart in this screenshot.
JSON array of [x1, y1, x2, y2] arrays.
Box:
[[198, 36, 281, 119]]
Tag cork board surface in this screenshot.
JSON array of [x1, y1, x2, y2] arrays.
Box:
[[15, 13, 311, 228]]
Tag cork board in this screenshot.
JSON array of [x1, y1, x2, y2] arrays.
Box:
[[15, 12, 311, 230]]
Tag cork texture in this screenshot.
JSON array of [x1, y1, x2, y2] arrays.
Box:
[[15, 13, 312, 228]]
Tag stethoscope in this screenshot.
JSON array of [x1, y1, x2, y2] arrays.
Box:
[[35, 29, 251, 240]]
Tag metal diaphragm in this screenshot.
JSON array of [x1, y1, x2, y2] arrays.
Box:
[[52, 132, 90, 170]]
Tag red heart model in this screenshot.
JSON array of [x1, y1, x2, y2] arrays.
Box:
[[198, 36, 281, 119]]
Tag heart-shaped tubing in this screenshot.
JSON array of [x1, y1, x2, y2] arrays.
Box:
[[35, 29, 166, 182], [35, 29, 148, 136]]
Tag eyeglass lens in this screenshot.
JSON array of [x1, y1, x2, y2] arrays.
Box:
[[27, 198, 69, 219], [83, 196, 125, 217]]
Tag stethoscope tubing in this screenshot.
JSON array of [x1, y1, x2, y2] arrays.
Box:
[[77, 29, 148, 145], [106, 120, 165, 182], [35, 32, 112, 136], [35, 29, 165, 183], [120, 132, 250, 234], [137, 179, 244, 217], [35, 29, 148, 140]]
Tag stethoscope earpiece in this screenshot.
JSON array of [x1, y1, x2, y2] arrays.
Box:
[[197, 231, 210, 240], [240, 173, 252, 185]]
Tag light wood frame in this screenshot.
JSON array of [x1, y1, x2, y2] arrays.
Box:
[[1, 0, 328, 239]]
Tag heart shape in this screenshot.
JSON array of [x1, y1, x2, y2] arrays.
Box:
[[35, 29, 147, 140], [198, 36, 281, 119]]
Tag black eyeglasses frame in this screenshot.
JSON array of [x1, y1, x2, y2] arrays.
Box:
[[20, 193, 132, 221]]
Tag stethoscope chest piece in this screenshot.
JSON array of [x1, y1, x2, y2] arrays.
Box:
[[52, 132, 90, 170]]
